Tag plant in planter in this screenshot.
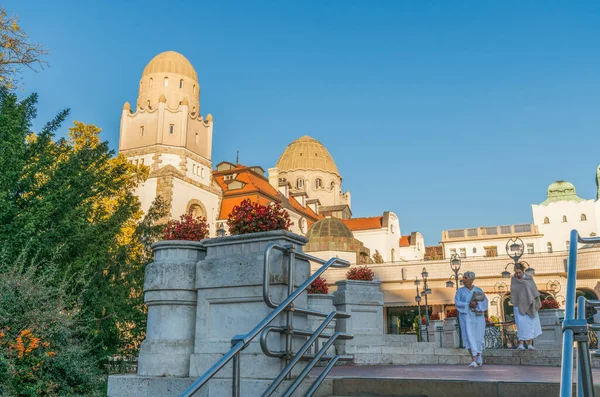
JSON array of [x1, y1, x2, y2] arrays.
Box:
[[541, 297, 561, 310], [445, 309, 458, 319], [308, 276, 329, 294], [430, 312, 440, 321], [163, 213, 209, 241], [346, 266, 375, 281], [227, 199, 293, 235]]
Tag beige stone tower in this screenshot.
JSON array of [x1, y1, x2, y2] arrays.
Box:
[[118, 51, 221, 234]]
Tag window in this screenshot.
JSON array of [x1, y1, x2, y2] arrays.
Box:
[[149, 78, 153, 87], [179, 79, 184, 88], [140, 158, 144, 165], [562, 215, 568, 223], [544, 217, 550, 224], [472, 247, 477, 254], [195, 132, 199, 145], [484, 246, 498, 257], [566, 241, 570, 251], [527, 243, 534, 254], [315, 178, 323, 189], [330, 181, 335, 190], [296, 178, 304, 190], [460, 248, 466, 258], [140, 126, 144, 136], [169, 124, 174, 135], [192, 164, 196, 174], [450, 248, 457, 255], [390, 224, 395, 234], [193, 84, 196, 94], [201, 168, 205, 178], [547, 242, 553, 253], [581, 214, 587, 221], [163, 77, 169, 87], [391, 249, 395, 263]]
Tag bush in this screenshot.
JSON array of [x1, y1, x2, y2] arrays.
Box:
[[227, 199, 292, 235], [163, 214, 209, 241], [0, 252, 104, 396], [308, 276, 328, 294], [430, 312, 440, 320], [541, 297, 560, 309], [346, 266, 374, 281], [446, 309, 458, 318]]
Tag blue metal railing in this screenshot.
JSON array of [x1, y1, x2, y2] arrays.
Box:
[[559, 230, 600, 397]]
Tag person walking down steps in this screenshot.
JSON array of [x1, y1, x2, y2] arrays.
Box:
[[510, 263, 542, 350], [454, 271, 488, 368]]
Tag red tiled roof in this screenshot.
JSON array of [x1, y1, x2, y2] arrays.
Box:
[[400, 235, 411, 247], [214, 164, 320, 222], [342, 216, 383, 231]]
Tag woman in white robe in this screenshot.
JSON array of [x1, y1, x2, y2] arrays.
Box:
[[510, 263, 542, 350], [454, 271, 489, 368]]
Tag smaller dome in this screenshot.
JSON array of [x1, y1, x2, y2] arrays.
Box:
[[541, 180, 584, 205], [306, 217, 353, 239]]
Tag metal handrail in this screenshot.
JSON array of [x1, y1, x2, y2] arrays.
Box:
[[180, 244, 351, 397], [559, 230, 600, 397]]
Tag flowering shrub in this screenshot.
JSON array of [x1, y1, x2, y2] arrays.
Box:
[[446, 309, 458, 318], [430, 313, 440, 320], [308, 276, 329, 294], [421, 317, 426, 325], [163, 213, 209, 241], [227, 199, 292, 235], [346, 266, 374, 281], [541, 297, 560, 309]]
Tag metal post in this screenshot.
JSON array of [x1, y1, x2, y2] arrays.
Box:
[[424, 287, 430, 342], [285, 245, 296, 379], [454, 273, 464, 348], [232, 352, 240, 397], [577, 295, 595, 397]]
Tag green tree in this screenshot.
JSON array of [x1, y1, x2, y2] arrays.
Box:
[[0, 88, 166, 361]]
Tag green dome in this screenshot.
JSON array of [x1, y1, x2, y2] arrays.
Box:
[[306, 217, 353, 239], [541, 180, 584, 205]]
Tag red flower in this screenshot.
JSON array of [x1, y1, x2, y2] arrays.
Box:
[[541, 298, 560, 309], [446, 309, 458, 318], [226, 199, 293, 235], [163, 213, 209, 241], [346, 266, 374, 281], [308, 276, 329, 294], [430, 312, 440, 320]]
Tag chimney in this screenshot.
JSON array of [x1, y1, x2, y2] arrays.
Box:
[[278, 180, 289, 198], [268, 167, 279, 189]]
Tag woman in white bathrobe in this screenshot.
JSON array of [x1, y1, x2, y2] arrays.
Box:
[[455, 271, 488, 368], [510, 263, 542, 350]]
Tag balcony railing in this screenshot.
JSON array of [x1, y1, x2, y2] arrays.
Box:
[[442, 224, 538, 242]]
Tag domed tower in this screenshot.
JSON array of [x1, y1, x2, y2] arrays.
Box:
[[270, 136, 350, 209], [117, 51, 220, 233], [304, 217, 370, 265]]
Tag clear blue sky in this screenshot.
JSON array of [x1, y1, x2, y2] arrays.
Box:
[[6, 1, 600, 245]]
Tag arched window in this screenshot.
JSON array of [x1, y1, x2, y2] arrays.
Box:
[[547, 242, 553, 253], [169, 124, 174, 135], [140, 126, 144, 136], [315, 178, 323, 189], [565, 240, 570, 251], [390, 224, 395, 234], [330, 181, 335, 191], [296, 178, 304, 190], [391, 249, 395, 263], [149, 78, 153, 87], [193, 84, 196, 94], [562, 215, 568, 223], [195, 132, 199, 145], [163, 77, 169, 87], [581, 214, 587, 221], [544, 217, 550, 224], [179, 79, 184, 88]]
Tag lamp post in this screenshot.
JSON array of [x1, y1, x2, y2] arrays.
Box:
[[493, 281, 509, 321], [414, 277, 423, 342], [420, 267, 431, 342], [501, 237, 534, 279], [446, 254, 464, 348], [546, 280, 566, 305]]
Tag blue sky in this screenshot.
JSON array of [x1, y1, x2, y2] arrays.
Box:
[[6, 1, 600, 245]]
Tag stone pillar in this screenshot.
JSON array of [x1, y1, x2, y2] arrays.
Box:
[[442, 318, 460, 348], [137, 240, 206, 377], [536, 308, 565, 349], [307, 293, 336, 355], [429, 320, 445, 347], [189, 230, 310, 395], [333, 280, 384, 358]]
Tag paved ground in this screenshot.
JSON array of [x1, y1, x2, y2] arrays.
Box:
[[312, 364, 600, 383]]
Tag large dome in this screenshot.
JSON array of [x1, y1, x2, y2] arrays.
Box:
[[276, 136, 339, 175], [306, 217, 353, 239], [142, 51, 198, 82]]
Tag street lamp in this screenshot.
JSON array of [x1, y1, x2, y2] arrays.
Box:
[[414, 277, 423, 342], [420, 267, 431, 342], [501, 237, 535, 278], [546, 280, 565, 304], [493, 281, 509, 321], [446, 254, 464, 348]]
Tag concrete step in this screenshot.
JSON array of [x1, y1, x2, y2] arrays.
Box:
[[310, 364, 600, 397]]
